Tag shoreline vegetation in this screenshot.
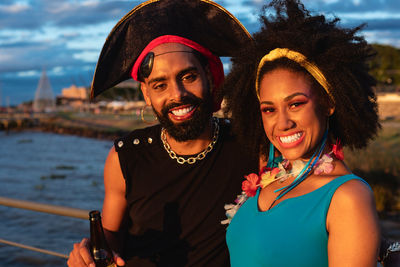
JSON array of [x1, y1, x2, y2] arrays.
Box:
[[1, 111, 399, 239]]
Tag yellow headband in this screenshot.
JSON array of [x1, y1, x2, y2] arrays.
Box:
[[255, 48, 335, 104]]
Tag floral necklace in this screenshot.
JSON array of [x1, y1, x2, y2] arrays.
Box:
[[221, 136, 344, 225]]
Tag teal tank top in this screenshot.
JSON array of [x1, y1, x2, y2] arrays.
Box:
[[226, 174, 368, 267]]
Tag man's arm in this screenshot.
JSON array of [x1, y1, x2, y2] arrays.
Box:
[[67, 146, 127, 266], [102, 146, 128, 254]]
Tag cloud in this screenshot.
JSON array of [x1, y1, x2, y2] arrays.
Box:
[[0, 4, 43, 29], [0, 38, 88, 72], [226, 0, 400, 47], [301, 0, 400, 13], [0, 1, 138, 74], [352, 18, 400, 31], [16, 70, 41, 77], [0, 2, 30, 13], [364, 29, 400, 47], [0, 0, 139, 30]]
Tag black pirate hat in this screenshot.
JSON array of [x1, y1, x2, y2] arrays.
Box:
[[90, 0, 252, 99]]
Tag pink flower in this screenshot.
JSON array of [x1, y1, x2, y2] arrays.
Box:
[[314, 154, 334, 175], [332, 139, 344, 161], [259, 166, 280, 176], [242, 173, 260, 197], [281, 159, 290, 170]]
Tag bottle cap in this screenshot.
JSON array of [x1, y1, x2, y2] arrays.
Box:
[[89, 210, 101, 221]]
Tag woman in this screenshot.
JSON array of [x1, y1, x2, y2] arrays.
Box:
[[222, 0, 382, 266]]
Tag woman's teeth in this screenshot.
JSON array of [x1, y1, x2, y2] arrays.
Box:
[[279, 132, 302, 144]]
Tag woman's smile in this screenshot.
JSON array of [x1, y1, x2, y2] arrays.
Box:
[[277, 131, 304, 148]]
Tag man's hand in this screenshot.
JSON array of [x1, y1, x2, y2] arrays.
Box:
[[67, 238, 125, 266], [67, 238, 94, 267], [383, 251, 400, 267], [379, 239, 400, 267]]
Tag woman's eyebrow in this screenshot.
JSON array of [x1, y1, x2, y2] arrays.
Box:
[[260, 92, 309, 105]]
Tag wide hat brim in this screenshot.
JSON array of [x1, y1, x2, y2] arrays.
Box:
[[90, 0, 252, 99]]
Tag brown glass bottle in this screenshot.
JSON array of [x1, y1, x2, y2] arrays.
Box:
[[89, 210, 117, 267]]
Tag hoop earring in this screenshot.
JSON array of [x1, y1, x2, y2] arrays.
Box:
[[140, 104, 158, 124]]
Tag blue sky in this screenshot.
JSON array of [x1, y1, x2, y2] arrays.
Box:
[[1, 0, 399, 106]]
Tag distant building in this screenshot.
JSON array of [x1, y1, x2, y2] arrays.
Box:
[[377, 92, 400, 120], [115, 79, 139, 87], [58, 85, 89, 108], [62, 85, 88, 99], [33, 69, 55, 112]]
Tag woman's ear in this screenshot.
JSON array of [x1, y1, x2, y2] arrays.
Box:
[[140, 82, 152, 106], [327, 105, 335, 116]]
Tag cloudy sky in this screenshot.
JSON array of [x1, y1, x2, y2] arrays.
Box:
[[1, 0, 399, 105]]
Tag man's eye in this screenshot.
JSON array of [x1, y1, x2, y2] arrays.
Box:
[[153, 83, 166, 90], [182, 73, 197, 82]]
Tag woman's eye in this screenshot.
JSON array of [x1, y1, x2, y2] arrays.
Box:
[[290, 101, 306, 108], [261, 107, 275, 113]]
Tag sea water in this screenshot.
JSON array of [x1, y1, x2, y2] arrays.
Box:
[[0, 131, 113, 266]]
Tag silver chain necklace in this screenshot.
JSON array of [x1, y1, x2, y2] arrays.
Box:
[[160, 118, 219, 164]]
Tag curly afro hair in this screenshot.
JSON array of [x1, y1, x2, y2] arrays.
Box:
[[223, 0, 380, 160]]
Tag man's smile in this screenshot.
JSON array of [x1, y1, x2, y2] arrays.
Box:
[[169, 104, 196, 121]]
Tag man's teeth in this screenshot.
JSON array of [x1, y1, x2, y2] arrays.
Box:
[[171, 106, 194, 116], [279, 132, 302, 144]]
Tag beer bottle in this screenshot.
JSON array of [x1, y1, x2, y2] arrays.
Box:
[[89, 210, 117, 267]]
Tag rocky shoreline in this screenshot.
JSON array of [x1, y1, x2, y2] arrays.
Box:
[[33, 118, 130, 140], [0, 112, 147, 140]]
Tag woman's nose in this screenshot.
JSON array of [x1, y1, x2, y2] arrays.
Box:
[[276, 110, 295, 131]]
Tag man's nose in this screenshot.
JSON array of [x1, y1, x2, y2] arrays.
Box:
[[169, 81, 187, 101]]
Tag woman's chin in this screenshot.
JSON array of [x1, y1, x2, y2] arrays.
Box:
[[281, 153, 302, 161], [277, 147, 304, 161]]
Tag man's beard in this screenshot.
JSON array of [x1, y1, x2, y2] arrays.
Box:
[[153, 94, 213, 142]]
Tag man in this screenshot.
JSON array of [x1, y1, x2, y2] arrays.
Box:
[[67, 0, 256, 266]]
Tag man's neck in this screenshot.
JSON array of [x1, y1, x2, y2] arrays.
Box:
[[164, 119, 215, 156]]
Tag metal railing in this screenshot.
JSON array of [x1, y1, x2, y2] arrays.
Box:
[[0, 196, 90, 259]]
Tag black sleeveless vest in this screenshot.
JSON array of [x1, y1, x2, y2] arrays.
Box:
[[114, 119, 258, 266]]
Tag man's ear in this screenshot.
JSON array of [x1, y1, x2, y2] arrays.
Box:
[[203, 65, 214, 94], [140, 82, 152, 105], [205, 66, 213, 87]]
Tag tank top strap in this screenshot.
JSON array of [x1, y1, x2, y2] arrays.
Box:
[[324, 173, 369, 194], [313, 174, 369, 212]]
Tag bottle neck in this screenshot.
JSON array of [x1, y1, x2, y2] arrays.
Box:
[[90, 218, 107, 250]]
